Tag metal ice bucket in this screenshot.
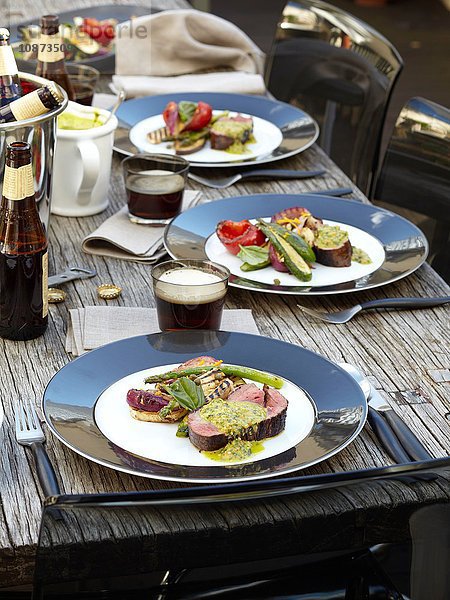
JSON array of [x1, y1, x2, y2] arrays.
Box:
[[0, 73, 69, 233]]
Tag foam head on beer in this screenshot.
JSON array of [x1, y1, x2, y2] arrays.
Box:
[[152, 261, 230, 330]]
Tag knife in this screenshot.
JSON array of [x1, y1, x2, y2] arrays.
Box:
[[48, 267, 97, 287], [368, 387, 432, 461]]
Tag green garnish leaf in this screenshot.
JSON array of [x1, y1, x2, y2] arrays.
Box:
[[178, 101, 197, 123], [237, 245, 269, 266], [163, 377, 205, 411]]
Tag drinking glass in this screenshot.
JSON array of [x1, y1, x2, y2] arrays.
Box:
[[122, 154, 189, 225], [152, 260, 230, 331], [66, 63, 99, 106]]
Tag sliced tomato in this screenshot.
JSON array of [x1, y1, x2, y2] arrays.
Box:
[[184, 101, 213, 131], [81, 18, 115, 46], [216, 220, 266, 255]]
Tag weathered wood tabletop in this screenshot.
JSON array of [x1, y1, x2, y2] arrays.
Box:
[[1, 0, 450, 590]]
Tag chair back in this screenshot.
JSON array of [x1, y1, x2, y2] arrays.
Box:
[[33, 458, 450, 599], [265, 0, 403, 195], [374, 97, 450, 280]]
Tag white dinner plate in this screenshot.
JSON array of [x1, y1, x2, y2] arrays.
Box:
[[95, 363, 316, 467], [129, 111, 283, 163], [205, 219, 385, 288]]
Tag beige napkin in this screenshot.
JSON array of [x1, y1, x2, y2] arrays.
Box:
[[111, 71, 266, 97], [66, 307, 260, 356], [81, 190, 201, 263], [113, 9, 265, 97]]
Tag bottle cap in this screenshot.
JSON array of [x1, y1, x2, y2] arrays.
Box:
[[46, 82, 64, 103], [97, 284, 122, 300], [48, 288, 67, 303]]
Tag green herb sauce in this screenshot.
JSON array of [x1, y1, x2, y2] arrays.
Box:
[[203, 439, 264, 462], [224, 140, 250, 154], [352, 247, 372, 264], [58, 111, 103, 130], [199, 399, 266, 436], [212, 120, 252, 137], [315, 225, 349, 249]]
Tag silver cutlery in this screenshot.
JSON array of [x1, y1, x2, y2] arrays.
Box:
[[14, 398, 61, 497], [188, 168, 326, 189], [48, 266, 97, 287], [103, 89, 126, 126], [340, 363, 432, 463], [298, 296, 450, 324], [306, 187, 353, 197]]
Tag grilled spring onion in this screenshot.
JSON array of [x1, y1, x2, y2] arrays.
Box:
[[145, 365, 284, 389]]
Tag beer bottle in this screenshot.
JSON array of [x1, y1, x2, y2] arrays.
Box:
[[0, 28, 22, 106], [0, 142, 48, 340], [0, 83, 63, 123], [36, 14, 75, 100]]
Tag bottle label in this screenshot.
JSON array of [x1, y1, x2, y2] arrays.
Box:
[[10, 90, 48, 121], [2, 164, 35, 200], [37, 33, 65, 63], [0, 45, 18, 76], [42, 251, 48, 318]]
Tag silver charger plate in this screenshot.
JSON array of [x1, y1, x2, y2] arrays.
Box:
[[42, 331, 367, 483], [113, 92, 319, 166], [164, 193, 429, 295]]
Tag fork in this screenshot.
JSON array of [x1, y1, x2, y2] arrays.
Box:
[[14, 398, 61, 497], [188, 168, 326, 189], [298, 296, 450, 324]]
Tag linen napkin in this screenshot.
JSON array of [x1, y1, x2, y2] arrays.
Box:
[[112, 71, 266, 98], [81, 190, 201, 263], [113, 9, 266, 97], [66, 307, 260, 356]]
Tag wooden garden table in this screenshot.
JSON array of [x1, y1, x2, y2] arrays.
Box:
[[0, 0, 449, 590]]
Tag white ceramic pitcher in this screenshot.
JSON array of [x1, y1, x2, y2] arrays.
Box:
[[51, 101, 118, 217]]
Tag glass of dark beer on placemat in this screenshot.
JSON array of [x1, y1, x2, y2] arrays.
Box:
[[152, 260, 230, 330], [123, 154, 189, 225]]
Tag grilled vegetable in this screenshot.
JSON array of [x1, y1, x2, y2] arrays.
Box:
[[174, 136, 207, 155], [182, 101, 213, 131], [163, 100, 213, 136], [271, 206, 311, 223], [257, 221, 312, 282], [314, 225, 352, 267], [261, 221, 316, 264], [147, 126, 172, 144], [146, 365, 284, 389], [216, 220, 266, 255], [268, 244, 289, 272]]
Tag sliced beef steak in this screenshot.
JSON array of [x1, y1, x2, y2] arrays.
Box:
[[188, 383, 288, 451], [179, 356, 218, 369], [227, 383, 265, 406]]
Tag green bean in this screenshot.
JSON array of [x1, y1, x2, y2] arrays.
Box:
[[145, 365, 284, 389]]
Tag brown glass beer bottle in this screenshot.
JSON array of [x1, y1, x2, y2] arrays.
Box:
[[36, 14, 75, 100], [0, 83, 63, 123], [0, 142, 48, 340], [0, 28, 22, 106]]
